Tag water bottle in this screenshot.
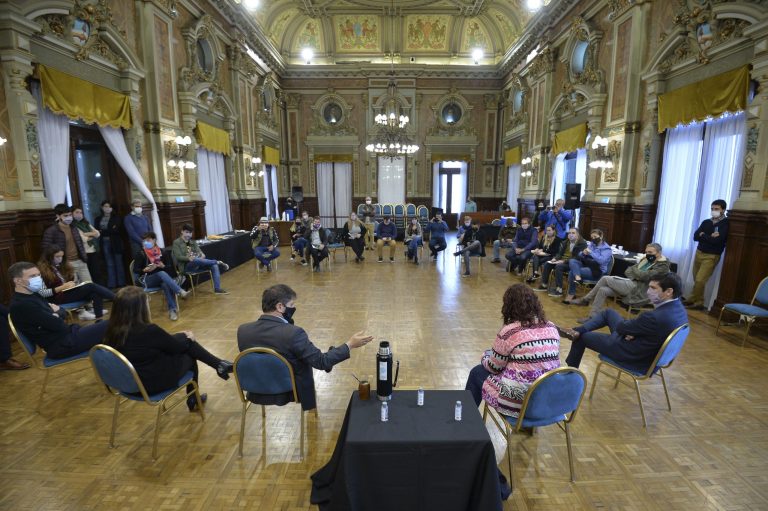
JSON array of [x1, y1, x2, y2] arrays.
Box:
[[376, 341, 393, 401], [455, 401, 462, 421], [381, 401, 389, 422], [417, 387, 424, 406]]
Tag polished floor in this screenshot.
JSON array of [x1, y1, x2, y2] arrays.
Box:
[[1, 239, 767, 511]]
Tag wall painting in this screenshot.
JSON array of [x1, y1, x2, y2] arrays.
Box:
[[610, 19, 632, 123], [405, 15, 449, 51], [335, 15, 380, 52], [462, 19, 489, 51], [154, 15, 176, 122], [294, 20, 324, 51]]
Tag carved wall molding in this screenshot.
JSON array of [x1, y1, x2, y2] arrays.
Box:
[[428, 87, 476, 137], [309, 89, 357, 136], [561, 16, 605, 92], [528, 47, 555, 78]]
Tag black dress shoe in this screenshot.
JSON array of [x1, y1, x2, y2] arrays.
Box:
[[187, 393, 207, 412], [556, 325, 579, 341], [217, 360, 233, 380]]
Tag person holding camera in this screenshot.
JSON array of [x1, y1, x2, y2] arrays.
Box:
[[538, 199, 572, 239], [425, 213, 449, 260]]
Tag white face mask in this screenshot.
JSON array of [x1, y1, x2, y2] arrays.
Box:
[[365, 200, 372, 205], [133, 207, 143, 215], [711, 209, 721, 219]]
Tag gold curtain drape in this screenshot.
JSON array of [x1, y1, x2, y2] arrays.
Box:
[[431, 154, 471, 162], [504, 147, 522, 166], [552, 123, 588, 155], [314, 154, 353, 163], [194, 122, 231, 155], [657, 65, 750, 133], [262, 146, 280, 165], [38, 65, 132, 129]]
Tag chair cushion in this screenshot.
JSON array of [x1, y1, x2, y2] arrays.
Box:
[[598, 354, 647, 377], [723, 304, 768, 317], [120, 371, 194, 402], [60, 301, 88, 310], [504, 413, 567, 428], [43, 350, 90, 368]]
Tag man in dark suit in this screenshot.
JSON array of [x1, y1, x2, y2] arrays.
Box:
[[558, 273, 688, 372], [237, 284, 373, 410]]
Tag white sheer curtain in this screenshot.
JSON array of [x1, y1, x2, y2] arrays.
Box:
[[99, 126, 166, 247], [32, 82, 70, 207], [316, 162, 335, 226], [270, 165, 280, 219], [432, 162, 440, 208], [696, 112, 746, 307], [574, 148, 587, 227], [378, 156, 406, 204], [334, 162, 352, 227], [507, 164, 520, 215], [549, 153, 566, 204], [197, 148, 232, 235], [261, 165, 279, 219], [653, 122, 705, 300]]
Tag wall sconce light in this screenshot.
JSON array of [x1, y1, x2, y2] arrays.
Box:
[[472, 48, 484, 65], [166, 135, 196, 170], [247, 156, 262, 186], [520, 155, 533, 177], [589, 135, 620, 170], [0, 135, 7, 146], [301, 47, 314, 65]]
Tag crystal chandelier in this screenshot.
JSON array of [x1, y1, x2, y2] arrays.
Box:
[[365, 1, 419, 159]]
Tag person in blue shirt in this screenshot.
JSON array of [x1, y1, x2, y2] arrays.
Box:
[[124, 198, 152, 256], [375, 216, 398, 262], [505, 217, 538, 274], [537, 199, 572, 239], [562, 228, 613, 304], [425, 213, 449, 260], [464, 196, 477, 213], [456, 215, 472, 245]]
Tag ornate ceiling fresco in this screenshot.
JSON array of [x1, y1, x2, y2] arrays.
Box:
[[232, 0, 541, 67]]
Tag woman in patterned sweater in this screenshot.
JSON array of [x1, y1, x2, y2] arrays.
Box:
[[465, 283, 561, 417]]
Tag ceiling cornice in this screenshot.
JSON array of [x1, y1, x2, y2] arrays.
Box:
[[281, 64, 502, 81]]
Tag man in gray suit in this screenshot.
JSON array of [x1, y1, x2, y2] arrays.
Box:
[[237, 284, 373, 410]]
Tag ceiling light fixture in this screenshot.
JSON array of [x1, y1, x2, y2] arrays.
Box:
[[526, 0, 543, 10], [243, 0, 259, 10], [365, 0, 419, 160]]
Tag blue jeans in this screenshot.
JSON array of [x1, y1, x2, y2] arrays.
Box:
[[143, 271, 182, 312], [461, 241, 482, 274], [185, 259, 222, 290], [567, 259, 596, 295], [553, 262, 570, 290], [492, 240, 514, 261], [406, 236, 422, 258], [292, 238, 307, 257], [101, 237, 125, 288], [254, 246, 281, 265], [429, 237, 446, 256]]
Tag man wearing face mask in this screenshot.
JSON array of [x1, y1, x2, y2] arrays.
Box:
[[455, 220, 486, 277], [42, 203, 92, 284], [684, 199, 730, 311], [505, 217, 537, 274], [556, 273, 688, 373], [375, 216, 398, 263], [303, 216, 329, 271], [237, 284, 373, 411], [290, 213, 310, 265], [571, 243, 672, 323], [8, 262, 109, 359], [124, 199, 152, 256], [360, 197, 376, 250], [537, 199, 573, 239], [172, 224, 230, 293], [250, 217, 281, 271]]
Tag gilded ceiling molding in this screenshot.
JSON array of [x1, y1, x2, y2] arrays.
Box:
[[505, 74, 528, 130], [528, 47, 555, 78]]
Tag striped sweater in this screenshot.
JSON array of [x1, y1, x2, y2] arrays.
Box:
[[481, 321, 561, 417]]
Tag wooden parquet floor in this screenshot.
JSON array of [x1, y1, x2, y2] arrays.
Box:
[[2, 238, 767, 511]]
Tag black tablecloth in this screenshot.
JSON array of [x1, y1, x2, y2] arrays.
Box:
[[311, 390, 502, 511], [191, 232, 252, 283]]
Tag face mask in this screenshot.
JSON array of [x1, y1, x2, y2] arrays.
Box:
[[53, 257, 63, 266], [546, 231, 554, 237], [143, 241, 154, 249], [646, 254, 656, 263], [295, 222, 302, 227], [302, 215, 308, 220], [102, 207, 112, 214], [464, 222, 471, 227], [647, 287, 664, 306], [711, 209, 721, 219], [182, 233, 192, 241], [61, 216, 73, 225], [351, 216, 357, 222], [313, 223, 320, 230], [73, 214, 84, 222], [521, 224, 529, 230], [26, 276, 44, 293], [592, 237, 601, 244], [282, 305, 296, 324], [133, 207, 143, 215], [365, 200, 371, 205], [568, 233, 577, 241]]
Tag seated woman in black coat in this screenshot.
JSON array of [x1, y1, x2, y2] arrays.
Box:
[[103, 286, 233, 411]]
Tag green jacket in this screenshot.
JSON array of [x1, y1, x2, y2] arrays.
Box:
[[172, 237, 205, 272], [624, 256, 673, 305]]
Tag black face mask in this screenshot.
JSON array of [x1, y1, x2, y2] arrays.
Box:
[[283, 305, 296, 324], [592, 237, 601, 244], [646, 254, 657, 263]]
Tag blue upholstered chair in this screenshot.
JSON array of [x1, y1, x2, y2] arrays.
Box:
[[326, 228, 347, 265], [59, 300, 89, 322], [483, 367, 587, 485], [89, 344, 204, 459], [373, 203, 382, 219], [129, 261, 180, 315], [233, 347, 306, 457], [716, 276, 768, 347], [356, 203, 365, 216], [405, 203, 417, 217], [589, 323, 690, 428], [9, 315, 91, 410], [575, 255, 615, 293], [381, 204, 393, 217], [417, 205, 430, 234]]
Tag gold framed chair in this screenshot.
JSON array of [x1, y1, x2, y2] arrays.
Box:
[[9, 316, 91, 411], [715, 276, 768, 347], [172, 254, 214, 296], [89, 344, 205, 459], [588, 324, 690, 428], [233, 347, 307, 457], [483, 367, 587, 485]]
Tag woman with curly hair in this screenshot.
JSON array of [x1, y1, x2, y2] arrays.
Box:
[[465, 283, 561, 417]]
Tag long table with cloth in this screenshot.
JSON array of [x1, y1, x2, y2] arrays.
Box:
[[188, 231, 252, 284], [310, 389, 502, 511]]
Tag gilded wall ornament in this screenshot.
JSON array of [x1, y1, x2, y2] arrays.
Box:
[[529, 48, 554, 78]]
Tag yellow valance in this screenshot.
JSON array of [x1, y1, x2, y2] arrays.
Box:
[[194, 122, 231, 155], [504, 146, 522, 166], [38, 65, 132, 129], [657, 65, 750, 133], [432, 154, 471, 162], [552, 123, 588, 155], [262, 146, 280, 165], [315, 154, 353, 163]]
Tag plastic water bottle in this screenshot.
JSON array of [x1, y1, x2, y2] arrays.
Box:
[[381, 401, 389, 422], [417, 387, 424, 406], [455, 401, 462, 421]]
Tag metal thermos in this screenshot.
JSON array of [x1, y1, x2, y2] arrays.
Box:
[[376, 341, 393, 401]]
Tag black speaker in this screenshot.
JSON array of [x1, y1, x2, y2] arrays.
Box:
[[291, 186, 304, 203], [564, 183, 581, 209]]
